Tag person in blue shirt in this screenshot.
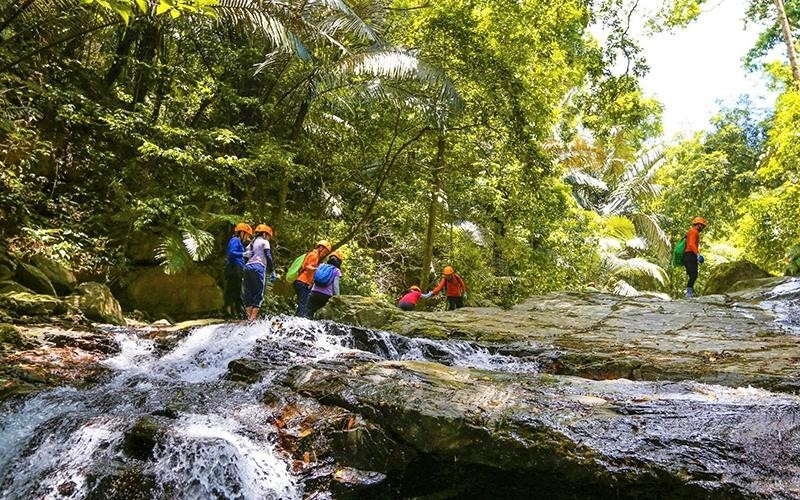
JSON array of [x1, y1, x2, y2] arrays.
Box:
[[243, 224, 276, 322], [224, 223, 252, 319]]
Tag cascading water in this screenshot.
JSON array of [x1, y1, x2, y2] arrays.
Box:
[[0, 315, 540, 499]]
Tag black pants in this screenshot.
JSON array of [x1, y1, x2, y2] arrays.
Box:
[[684, 252, 698, 289], [223, 264, 244, 317], [308, 291, 332, 318], [398, 301, 415, 311], [447, 295, 464, 311]]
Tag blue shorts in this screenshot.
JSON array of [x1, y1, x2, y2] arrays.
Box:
[[242, 263, 266, 308]]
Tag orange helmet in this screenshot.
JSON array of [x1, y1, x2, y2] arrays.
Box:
[[409, 285, 421, 292], [234, 223, 253, 235], [329, 250, 344, 261], [316, 240, 332, 252], [691, 217, 707, 226], [254, 224, 273, 236], [443, 266, 454, 276]]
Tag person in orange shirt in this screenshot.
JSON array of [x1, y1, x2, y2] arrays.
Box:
[[293, 240, 332, 317], [422, 266, 467, 310], [683, 217, 707, 298]]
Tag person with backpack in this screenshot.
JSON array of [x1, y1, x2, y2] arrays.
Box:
[[242, 224, 276, 322], [307, 251, 343, 318], [683, 216, 707, 298], [422, 266, 467, 310], [294, 240, 332, 318], [223, 223, 252, 319], [398, 285, 423, 311]]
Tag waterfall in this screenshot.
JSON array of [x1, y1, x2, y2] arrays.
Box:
[[0, 314, 537, 499]]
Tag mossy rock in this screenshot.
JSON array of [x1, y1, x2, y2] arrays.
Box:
[[704, 261, 773, 295], [0, 291, 67, 316], [66, 282, 125, 325], [0, 323, 26, 347], [0, 280, 33, 295]]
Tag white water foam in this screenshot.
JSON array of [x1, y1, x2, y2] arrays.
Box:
[[152, 413, 299, 500]]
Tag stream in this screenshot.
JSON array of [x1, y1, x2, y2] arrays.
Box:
[[0, 317, 540, 499]]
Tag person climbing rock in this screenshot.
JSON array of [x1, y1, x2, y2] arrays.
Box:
[[294, 240, 332, 318], [308, 251, 343, 319], [684, 216, 707, 298], [398, 285, 423, 311], [223, 223, 252, 319], [243, 224, 275, 322], [422, 266, 467, 310]]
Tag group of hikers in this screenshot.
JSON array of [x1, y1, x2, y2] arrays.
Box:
[[224, 223, 468, 321], [223, 215, 706, 321]]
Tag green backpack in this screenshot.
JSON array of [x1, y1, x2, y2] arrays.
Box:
[[672, 236, 687, 266], [285, 253, 307, 282]]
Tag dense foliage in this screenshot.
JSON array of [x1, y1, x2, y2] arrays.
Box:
[[1, 0, 798, 313]]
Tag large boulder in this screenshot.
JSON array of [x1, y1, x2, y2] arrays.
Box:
[[123, 267, 223, 320], [66, 282, 125, 325], [703, 260, 773, 295], [14, 262, 56, 296], [30, 255, 77, 296]]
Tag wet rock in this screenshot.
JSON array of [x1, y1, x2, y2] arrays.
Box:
[[227, 358, 271, 383], [315, 295, 403, 329], [704, 260, 773, 295], [329, 467, 390, 499], [45, 330, 119, 354], [320, 280, 800, 393], [84, 465, 156, 500], [14, 262, 57, 296], [30, 255, 77, 296], [284, 358, 800, 499], [65, 282, 124, 325], [57, 480, 76, 496], [122, 416, 167, 460]]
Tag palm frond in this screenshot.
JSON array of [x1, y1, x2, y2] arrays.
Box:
[[182, 229, 215, 261], [324, 49, 463, 111], [603, 215, 635, 241], [156, 234, 192, 275], [315, 0, 379, 43], [629, 212, 671, 263], [214, 0, 312, 60], [612, 279, 640, 297], [603, 254, 669, 286]]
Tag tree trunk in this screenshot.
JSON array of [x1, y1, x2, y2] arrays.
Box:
[[103, 26, 138, 91], [131, 22, 160, 108], [420, 133, 446, 291], [774, 0, 800, 85], [273, 97, 311, 235]]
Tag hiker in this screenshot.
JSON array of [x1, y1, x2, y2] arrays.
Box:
[[242, 224, 275, 322], [307, 251, 343, 318], [223, 223, 252, 319], [398, 285, 423, 311], [683, 216, 707, 298], [294, 240, 332, 318], [422, 266, 467, 310]]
